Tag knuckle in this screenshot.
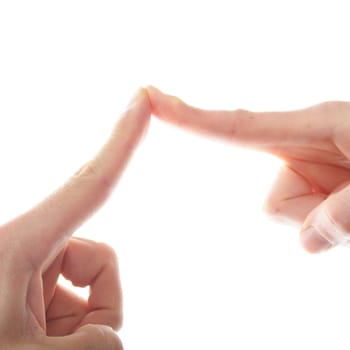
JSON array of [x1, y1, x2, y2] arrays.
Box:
[[73, 160, 98, 178], [229, 109, 252, 139], [263, 197, 294, 225], [72, 159, 113, 194], [316, 100, 350, 118], [235, 108, 251, 116], [97, 242, 118, 262], [96, 242, 119, 271], [263, 196, 283, 219]]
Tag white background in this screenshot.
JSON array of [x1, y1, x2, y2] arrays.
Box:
[[1, 1, 350, 349]]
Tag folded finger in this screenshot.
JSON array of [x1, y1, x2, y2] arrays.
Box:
[[46, 284, 87, 336], [60, 238, 122, 331]]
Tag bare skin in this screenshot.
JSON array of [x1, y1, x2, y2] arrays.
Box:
[[0, 88, 151, 349], [3, 85, 350, 347], [146, 86, 350, 253]]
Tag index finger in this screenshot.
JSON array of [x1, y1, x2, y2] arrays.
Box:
[[146, 86, 336, 150], [1, 88, 151, 267]]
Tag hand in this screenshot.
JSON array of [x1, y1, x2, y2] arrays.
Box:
[[0, 88, 150, 349], [147, 86, 350, 254]]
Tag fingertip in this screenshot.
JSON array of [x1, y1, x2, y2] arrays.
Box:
[[123, 88, 151, 130], [140, 87, 152, 117], [140, 86, 152, 113], [300, 227, 333, 254], [145, 85, 160, 101], [138, 86, 149, 101], [145, 85, 163, 96], [145, 85, 164, 116], [145, 86, 186, 123], [122, 88, 151, 147], [145, 84, 158, 92], [130, 87, 151, 113], [146, 85, 181, 103]]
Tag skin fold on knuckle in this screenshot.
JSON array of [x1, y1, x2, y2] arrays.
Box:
[[97, 242, 118, 264], [71, 159, 114, 196], [227, 109, 252, 141], [317, 100, 350, 116]]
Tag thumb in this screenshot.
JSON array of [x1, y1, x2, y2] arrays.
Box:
[[48, 324, 123, 350], [300, 183, 350, 253]]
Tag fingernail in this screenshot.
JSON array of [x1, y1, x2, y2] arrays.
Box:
[[126, 88, 144, 110], [301, 227, 332, 253], [99, 325, 115, 333]]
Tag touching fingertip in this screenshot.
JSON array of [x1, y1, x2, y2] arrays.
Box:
[[146, 85, 161, 93], [126, 87, 144, 109]]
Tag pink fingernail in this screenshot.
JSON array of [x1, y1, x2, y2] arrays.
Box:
[[301, 227, 332, 253]]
